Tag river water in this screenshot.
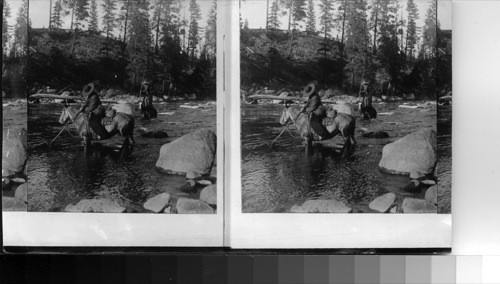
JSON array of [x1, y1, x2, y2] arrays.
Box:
[[27, 101, 216, 212], [241, 101, 451, 213]]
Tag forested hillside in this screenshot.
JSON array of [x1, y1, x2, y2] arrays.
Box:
[[22, 0, 217, 99], [240, 0, 446, 100]]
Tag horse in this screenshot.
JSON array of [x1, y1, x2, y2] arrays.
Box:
[[58, 105, 135, 150], [279, 104, 356, 150]]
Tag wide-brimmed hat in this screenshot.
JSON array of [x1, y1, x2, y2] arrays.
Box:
[[302, 83, 316, 97], [82, 83, 95, 97]]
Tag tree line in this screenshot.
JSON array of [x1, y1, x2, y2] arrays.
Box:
[[241, 0, 440, 98], [3, 0, 217, 98]]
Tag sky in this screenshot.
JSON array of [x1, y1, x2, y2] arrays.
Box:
[[2, 0, 215, 36], [240, 0, 452, 32]]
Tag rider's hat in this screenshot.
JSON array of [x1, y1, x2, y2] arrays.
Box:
[[82, 83, 95, 97], [302, 83, 316, 97]]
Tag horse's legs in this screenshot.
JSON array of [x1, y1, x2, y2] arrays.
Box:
[[350, 131, 357, 144]]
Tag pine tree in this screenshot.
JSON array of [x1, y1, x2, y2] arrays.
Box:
[[305, 0, 316, 34], [421, 0, 436, 59], [88, 0, 99, 32], [74, 0, 90, 29], [118, 0, 132, 43], [11, 0, 29, 57], [102, 0, 117, 38], [268, 0, 281, 29], [291, 0, 306, 32], [405, 0, 419, 61], [151, 0, 165, 53], [318, 0, 334, 39], [127, 0, 152, 86], [344, 0, 371, 88], [188, 0, 201, 58], [204, 1, 217, 57], [51, 0, 64, 28], [2, 0, 11, 55]]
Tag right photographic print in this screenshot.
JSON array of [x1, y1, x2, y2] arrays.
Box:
[[240, 0, 451, 214]]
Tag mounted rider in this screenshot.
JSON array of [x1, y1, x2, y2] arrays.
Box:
[[80, 83, 108, 140], [300, 83, 328, 139]]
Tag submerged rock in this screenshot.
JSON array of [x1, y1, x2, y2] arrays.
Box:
[[402, 198, 437, 213], [425, 185, 438, 205], [379, 130, 437, 175], [200, 184, 217, 206], [402, 180, 420, 192], [15, 183, 28, 203], [362, 131, 390, 139], [141, 131, 169, 138], [156, 129, 216, 175], [65, 199, 126, 213], [143, 193, 171, 213], [176, 198, 214, 214], [369, 192, 396, 213], [290, 199, 352, 213], [2, 128, 27, 177], [2, 196, 27, 211]]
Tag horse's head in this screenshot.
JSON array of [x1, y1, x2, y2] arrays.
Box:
[[58, 103, 70, 124], [279, 103, 291, 125]]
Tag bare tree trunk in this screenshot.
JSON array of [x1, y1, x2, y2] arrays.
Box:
[[155, 0, 163, 53], [339, 0, 347, 87], [288, 2, 293, 33], [49, 0, 53, 30], [372, 1, 379, 55], [70, 0, 75, 30], [123, 0, 131, 44], [266, 0, 270, 30]]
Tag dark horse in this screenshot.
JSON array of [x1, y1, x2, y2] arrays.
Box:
[[280, 105, 356, 150], [58, 105, 135, 150]]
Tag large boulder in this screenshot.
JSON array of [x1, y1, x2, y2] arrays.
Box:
[[2, 128, 27, 177], [143, 193, 171, 213], [379, 130, 437, 175], [156, 129, 216, 175], [290, 199, 352, 213], [199, 184, 217, 206], [15, 183, 28, 203], [65, 198, 126, 213], [112, 103, 134, 115], [402, 198, 437, 213], [425, 185, 438, 205], [176, 198, 214, 214], [369, 192, 396, 213], [2, 196, 27, 211]]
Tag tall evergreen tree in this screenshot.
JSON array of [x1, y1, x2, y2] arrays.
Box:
[[420, 0, 436, 59], [11, 0, 29, 57], [291, 0, 306, 32], [2, 0, 11, 55], [205, 1, 217, 57], [318, 0, 334, 39], [127, 0, 152, 85], [88, 0, 99, 32], [102, 0, 117, 38], [187, 0, 201, 58], [118, 0, 132, 43], [305, 0, 316, 34], [268, 0, 281, 29], [344, 0, 370, 88], [74, 0, 90, 29], [405, 0, 419, 61], [51, 0, 64, 28], [151, 0, 165, 53]]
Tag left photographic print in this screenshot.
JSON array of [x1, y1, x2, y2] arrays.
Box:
[[2, 0, 29, 211], [25, 0, 218, 214]]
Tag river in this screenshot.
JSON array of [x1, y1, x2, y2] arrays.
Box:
[[26, 101, 216, 212], [241, 101, 451, 213]]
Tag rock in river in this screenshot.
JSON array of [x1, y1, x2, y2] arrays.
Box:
[[2, 196, 27, 211], [200, 184, 217, 206], [2, 128, 27, 177], [176, 198, 214, 214], [402, 198, 437, 213], [143, 192, 171, 213], [290, 199, 352, 213], [156, 129, 216, 175], [15, 183, 28, 203], [369, 192, 396, 213], [65, 199, 126, 213], [425, 185, 438, 205], [379, 130, 437, 175]]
